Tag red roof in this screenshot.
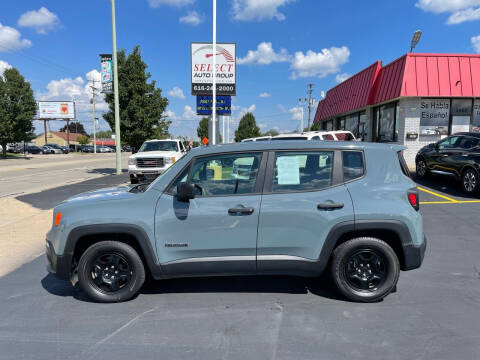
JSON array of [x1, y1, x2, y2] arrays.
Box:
[[315, 53, 480, 123]]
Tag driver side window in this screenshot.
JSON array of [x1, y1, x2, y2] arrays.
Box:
[[438, 136, 460, 150], [190, 153, 262, 197]]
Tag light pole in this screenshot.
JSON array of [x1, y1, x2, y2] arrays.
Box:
[[410, 30, 422, 53], [211, 0, 217, 145], [298, 97, 307, 132], [110, 0, 121, 174]]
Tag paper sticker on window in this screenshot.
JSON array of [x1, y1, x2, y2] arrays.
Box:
[[277, 156, 300, 185]]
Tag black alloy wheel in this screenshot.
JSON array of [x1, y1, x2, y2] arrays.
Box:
[[89, 252, 133, 293], [462, 169, 478, 195], [344, 249, 386, 291], [416, 158, 428, 178], [331, 237, 400, 302], [78, 241, 145, 302]]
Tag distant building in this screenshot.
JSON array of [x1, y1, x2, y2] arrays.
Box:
[[33, 131, 86, 146], [314, 53, 480, 165]]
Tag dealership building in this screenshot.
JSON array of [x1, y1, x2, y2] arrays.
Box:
[[313, 53, 480, 165]]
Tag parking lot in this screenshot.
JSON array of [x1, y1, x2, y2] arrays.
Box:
[[0, 171, 479, 360]]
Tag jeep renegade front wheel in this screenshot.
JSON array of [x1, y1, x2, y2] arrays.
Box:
[[331, 237, 400, 302], [78, 241, 145, 303]]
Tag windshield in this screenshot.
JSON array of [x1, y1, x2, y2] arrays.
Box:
[[139, 141, 178, 152]]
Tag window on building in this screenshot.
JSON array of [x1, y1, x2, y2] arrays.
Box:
[[359, 112, 368, 141], [326, 120, 333, 131], [336, 117, 345, 130], [345, 113, 359, 138], [473, 100, 480, 132], [272, 151, 334, 192], [374, 102, 398, 142]]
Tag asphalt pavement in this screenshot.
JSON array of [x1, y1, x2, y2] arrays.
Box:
[[0, 174, 479, 360]]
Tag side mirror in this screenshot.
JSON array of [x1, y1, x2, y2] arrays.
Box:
[[177, 183, 195, 202]]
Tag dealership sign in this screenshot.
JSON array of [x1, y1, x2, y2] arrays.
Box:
[[37, 101, 75, 119], [191, 42, 236, 96], [196, 95, 231, 115], [100, 54, 113, 94]]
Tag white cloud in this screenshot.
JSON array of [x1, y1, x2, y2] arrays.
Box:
[[277, 104, 287, 113], [290, 46, 350, 79], [0, 60, 12, 76], [18, 7, 60, 34], [183, 105, 197, 120], [259, 92, 271, 98], [148, 0, 194, 7], [164, 109, 179, 121], [289, 106, 303, 121], [335, 73, 350, 83], [415, 0, 480, 24], [258, 123, 268, 129], [447, 7, 480, 23], [168, 86, 186, 99], [0, 23, 31, 52], [237, 42, 290, 65], [415, 0, 480, 13], [472, 35, 480, 52], [179, 11, 203, 25], [232, 0, 295, 21]]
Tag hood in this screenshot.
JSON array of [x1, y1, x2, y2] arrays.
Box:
[[130, 151, 177, 159], [63, 185, 134, 204]]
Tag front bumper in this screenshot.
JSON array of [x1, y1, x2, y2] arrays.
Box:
[[45, 240, 71, 281], [402, 236, 427, 271]]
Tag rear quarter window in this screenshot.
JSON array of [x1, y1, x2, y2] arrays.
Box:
[[343, 151, 364, 181]]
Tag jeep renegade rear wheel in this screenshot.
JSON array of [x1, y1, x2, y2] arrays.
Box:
[[331, 237, 400, 302], [78, 241, 145, 303]]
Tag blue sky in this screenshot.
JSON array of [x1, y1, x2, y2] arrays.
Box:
[[1, 0, 480, 140]]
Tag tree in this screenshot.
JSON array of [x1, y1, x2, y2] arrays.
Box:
[[103, 45, 170, 151], [77, 135, 90, 145], [95, 130, 113, 139], [234, 112, 260, 142], [310, 122, 321, 131], [262, 128, 279, 137], [0, 68, 37, 158], [197, 117, 209, 140], [59, 121, 86, 135]]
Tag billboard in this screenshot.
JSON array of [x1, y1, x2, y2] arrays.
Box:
[[100, 54, 113, 93], [37, 101, 75, 119], [196, 95, 231, 116], [191, 42, 236, 96]]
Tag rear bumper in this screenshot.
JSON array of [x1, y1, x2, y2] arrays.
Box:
[[45, 240, 71, 281], [402, 236, 427, 271]]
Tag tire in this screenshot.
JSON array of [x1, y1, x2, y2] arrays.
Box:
[[461, 168, 479, 195], [130, 176, 139, 184], [331, 237, 400, 303], [415, 157, 429, 178], [78, 241, 145, 303]]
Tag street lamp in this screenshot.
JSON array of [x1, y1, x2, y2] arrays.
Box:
[[410, 30, 422, 53], [110, 0, 121, 174]]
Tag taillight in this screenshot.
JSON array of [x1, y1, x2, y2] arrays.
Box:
[[407, 189, 419, 211]]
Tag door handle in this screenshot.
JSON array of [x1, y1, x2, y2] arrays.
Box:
[[317, 202, 344, 210], [228, 206, 254, 215]]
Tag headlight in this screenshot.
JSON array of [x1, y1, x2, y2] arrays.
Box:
[[165, 157, 176, 164], [128, 157, 136, 165]]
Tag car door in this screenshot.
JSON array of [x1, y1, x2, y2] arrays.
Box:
[[257, 150, 354, 276], [446, 136, 480, 176], [154, 151, 267, 276], [436, 136, 463, 174]]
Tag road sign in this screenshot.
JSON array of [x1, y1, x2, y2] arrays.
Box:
[[202, 137, 209, 145], [191, 42, 236, 96], [196, 95, 231, 116]]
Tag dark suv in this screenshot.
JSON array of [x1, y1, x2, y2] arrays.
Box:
[[415, 132, 480, 195]]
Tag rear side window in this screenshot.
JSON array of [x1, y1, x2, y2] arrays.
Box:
[[272, 151, 333, 192], [342, 151, 364, 181]]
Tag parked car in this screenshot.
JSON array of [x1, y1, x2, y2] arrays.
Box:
[[46, 141, 426, 303], [128, 139, 187, 184], [25, 145, 42, 154], [46, 143, 68, 154], [415, 132, 480, 195], [122, 145, 132, 152], [81, 145, 94, 153], [41, 145, 62, 154], [107, 145, 116, 152]]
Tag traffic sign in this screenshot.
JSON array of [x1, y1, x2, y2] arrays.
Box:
[[202, 137, 209, 145]]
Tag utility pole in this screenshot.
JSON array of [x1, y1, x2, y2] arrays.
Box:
[[307, 83, 314, 129], [211, 0, 217, 145], [90, 79, 99, 154], [110, 0, 121, 174]]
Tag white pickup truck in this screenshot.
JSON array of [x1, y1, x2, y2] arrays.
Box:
[[128, 139, 187, 184]]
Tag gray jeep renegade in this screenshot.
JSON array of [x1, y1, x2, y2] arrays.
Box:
[[46, 141, 426, 303]]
